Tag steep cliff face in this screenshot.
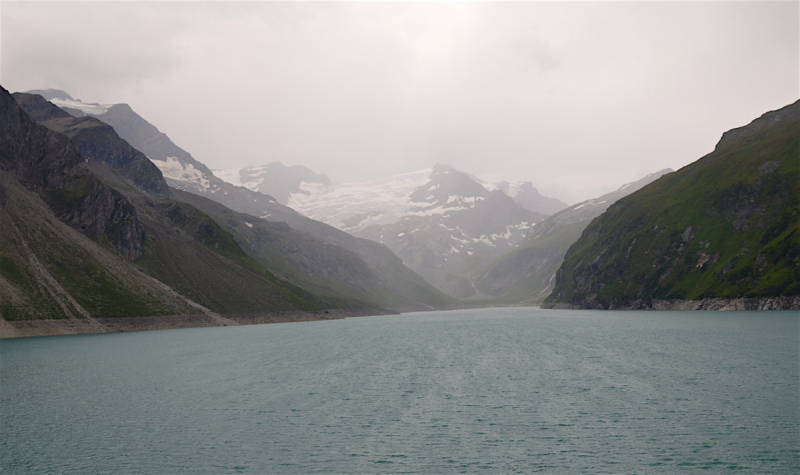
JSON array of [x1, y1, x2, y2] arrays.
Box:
[[0, 85, 367, 322], [12, 93, 170, 198], [543, 100, 799, 309], [0, 87, 146, 261]]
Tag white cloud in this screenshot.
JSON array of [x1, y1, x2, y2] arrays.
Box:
[[2, 1, 797, 204]]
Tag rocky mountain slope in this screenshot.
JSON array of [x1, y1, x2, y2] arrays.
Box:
[[13, 93, 169, 197], [41, 90, 454, 310], [474, 169, 673, 304], [1, 85, 333, 326], [543, 100, 799, 310]]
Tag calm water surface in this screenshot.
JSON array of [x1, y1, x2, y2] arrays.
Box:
[[1, 308, 798, 474]]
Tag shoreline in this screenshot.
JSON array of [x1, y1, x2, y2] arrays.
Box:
[[0, 307, 395, 339], [541, 296, 800, 311]]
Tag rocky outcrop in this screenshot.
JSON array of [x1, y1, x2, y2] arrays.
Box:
[[12, 93, 170, 198], [0, 86, 146, 261]]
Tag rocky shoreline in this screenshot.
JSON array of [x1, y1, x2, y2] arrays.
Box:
[[0, 308, 395, 339], [541, 296, 800, 311]]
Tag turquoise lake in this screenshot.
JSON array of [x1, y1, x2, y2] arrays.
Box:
[[1, 307, 798, 473]]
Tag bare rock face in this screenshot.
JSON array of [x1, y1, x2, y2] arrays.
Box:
[[12, 93, 170, 198], [0, 86, 145, 261]]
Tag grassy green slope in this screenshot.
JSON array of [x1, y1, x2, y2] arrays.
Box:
[[129, 194, 339, 313], [545, 101, 799, 307], [0, 172, 197, 319]]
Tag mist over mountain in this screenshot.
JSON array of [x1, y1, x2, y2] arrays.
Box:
[[491, 181, 569, 215], [353, 165, 546, 298], [24, 88, 74, 102], [2, 85, 311, 325], [543, 100, 800, 310], [216, 162, 567, 215], [215, 163, 330, 205], [220, 162, 549, 298], [474, 169, 673, 304], [40, 91, 455, 311]]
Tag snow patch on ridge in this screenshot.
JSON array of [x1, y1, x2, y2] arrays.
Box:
[[49, 97, 111, 115], [214, 168, 244, 187], [153, 157, 210, 189]]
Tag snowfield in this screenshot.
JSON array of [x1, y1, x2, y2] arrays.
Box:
[[285, 167, 434, 231], [49, 97, 111, 116]]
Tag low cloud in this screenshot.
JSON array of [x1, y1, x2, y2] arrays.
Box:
[[2, 1, 797, 203]]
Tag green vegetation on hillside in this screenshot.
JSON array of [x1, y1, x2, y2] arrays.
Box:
[[545, 101, 799, 308]]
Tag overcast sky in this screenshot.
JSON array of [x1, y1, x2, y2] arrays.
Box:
[[2, 1, 798, 204]]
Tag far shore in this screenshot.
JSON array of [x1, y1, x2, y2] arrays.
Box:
[[0, 308, 393, 339]]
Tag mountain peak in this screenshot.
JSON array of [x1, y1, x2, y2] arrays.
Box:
[[24, 88, 74, 101], [431, 163, 455, 174]]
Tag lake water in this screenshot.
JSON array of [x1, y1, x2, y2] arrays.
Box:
[[1, 308, 798, 474]]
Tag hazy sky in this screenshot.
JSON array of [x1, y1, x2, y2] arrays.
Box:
[[2, 1, 798, 204]]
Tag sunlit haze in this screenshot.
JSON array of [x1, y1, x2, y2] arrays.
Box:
[[2, 1, 797, 203]]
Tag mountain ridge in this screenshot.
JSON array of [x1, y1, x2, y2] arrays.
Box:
[[44, 91, 456, 310], [543, 100, 800, 309], [1, 86, 402, 337]]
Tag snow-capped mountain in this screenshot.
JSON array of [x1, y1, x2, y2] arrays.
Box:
[[353, 165, 547, 298], [217, 162, 548, 298], [40, 90, 455, 310], [286, 167, 436, 232]]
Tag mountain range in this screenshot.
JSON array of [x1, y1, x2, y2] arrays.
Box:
[[237, 163, 553, 298], [1, 86, 461, 338], [29, 90, 455, 312], [31, 91, 573, 299], [3, 86, 795, 338]]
